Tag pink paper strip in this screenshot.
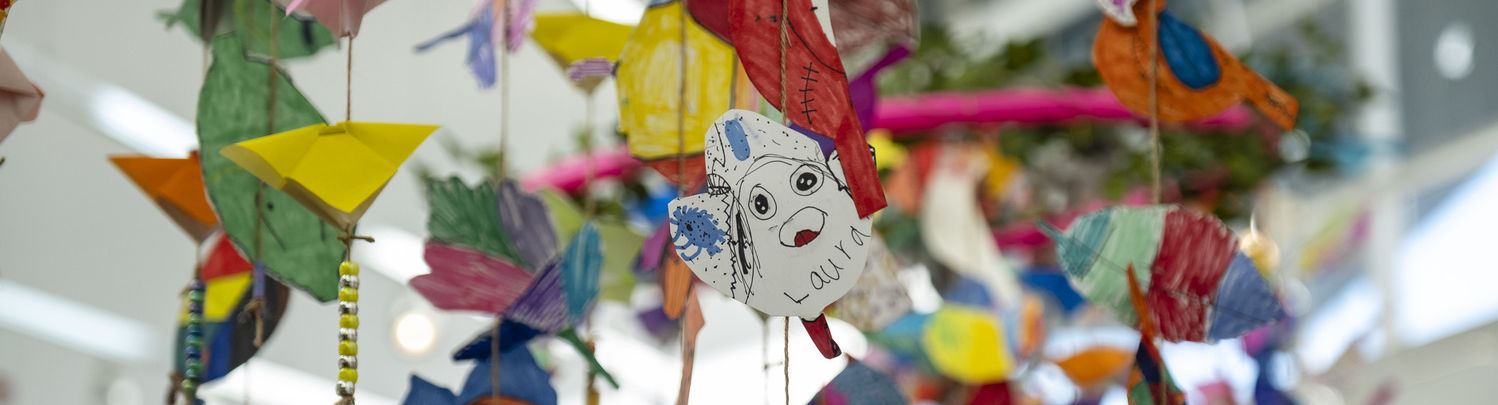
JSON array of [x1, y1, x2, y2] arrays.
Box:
[[872, 87, 1257, 136], [520, 145, 642, 193]]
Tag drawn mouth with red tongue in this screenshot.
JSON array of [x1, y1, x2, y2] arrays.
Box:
[[779, 207, 828, 248]]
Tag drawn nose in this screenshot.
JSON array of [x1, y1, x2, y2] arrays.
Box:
[[778, 207, 827, 247]]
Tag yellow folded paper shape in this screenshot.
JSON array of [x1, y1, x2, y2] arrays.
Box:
[[616, 0, 743, 161], [532, 14, 634, 68], [922, 305, 1014, 385], [110, 153, 219, 242], [221, 121, 437, 229]]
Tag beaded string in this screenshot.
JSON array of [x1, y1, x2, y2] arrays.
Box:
[[335, 230, 372, 404], [180, 265, 207, 401]]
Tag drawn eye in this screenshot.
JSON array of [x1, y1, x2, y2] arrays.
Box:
[[749, 185, 776, 219], [790, 164, 822, 196]]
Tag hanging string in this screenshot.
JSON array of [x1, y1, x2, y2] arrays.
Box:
[[674, 0, 688, 196], [345, 38, 354, 123], [497, 4, 512, 180], [1147, 0, 1162, 205], [247, 0, 282, 349], [777, 1, 791, 404]]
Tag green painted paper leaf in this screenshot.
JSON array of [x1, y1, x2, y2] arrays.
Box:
[[538, 189, 584, 245], [198, 36, 345, 302], [159, 0, 335, 60], [425, 177, 524, 263], [595, 222, 641, 303]]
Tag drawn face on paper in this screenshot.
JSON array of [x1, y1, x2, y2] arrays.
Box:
[[1095, 0, 1139, 26], [668, 109, 872, 319]]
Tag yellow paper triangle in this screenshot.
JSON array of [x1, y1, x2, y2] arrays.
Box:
[[532, 13, 635, 67], [221, 121, 437, 229]]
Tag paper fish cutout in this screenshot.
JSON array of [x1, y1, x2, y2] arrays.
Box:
[[1054, 346, 1134, 390], [221, 121, 437, 230], [0, 47, 41, 143], [827, 0, 918, 57], [414, 0, 538, 88], [174, 233, 290, 384], [810, 362, 906, 405], [669, 109, 872, 320], [1042, 205, 1286, 342], [1094, 0, 1299, 130], [920, 145, 1022, 309], [109, 153, 218, 242], [922, 305, 1013, 385], [616, 0, 739, 163], [530, 13, 633, 74], [281, 0, 386, 37], [730, 0, 887, 218], [197, 36, 344, 302], [836, 235, 911, 332], [402, 345, 558, 405]]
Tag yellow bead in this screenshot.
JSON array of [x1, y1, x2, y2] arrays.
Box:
[[340, 314, 360, 329], [339, 287, 359, 302], [339, 341, 358, 356], [339, 262, 360, 276], [338, 368, 358, 383]]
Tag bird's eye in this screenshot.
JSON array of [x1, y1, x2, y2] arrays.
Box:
[[790, 164, 822, 196], [748, 185, 776, 219]]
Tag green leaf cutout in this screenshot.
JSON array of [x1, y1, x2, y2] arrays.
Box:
[[198, 36, 345, 302], [424, 177, 525, 264], [160, 0, 335, 60]]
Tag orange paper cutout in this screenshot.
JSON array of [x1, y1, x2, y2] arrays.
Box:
[[110, 153, 219, 241]]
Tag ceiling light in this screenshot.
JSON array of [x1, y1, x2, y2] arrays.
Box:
[[0, 280, 154, 363], [393, 310, 437, 356]]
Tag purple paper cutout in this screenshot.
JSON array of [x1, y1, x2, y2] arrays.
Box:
[[849, 44, 912, 131], [496, 179, 558, 269], [505, 259, 569, 333], [636, 222, 670, 275], [566, 57, 614, 83]]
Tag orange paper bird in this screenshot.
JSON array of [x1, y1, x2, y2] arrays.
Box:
[[1094, 0, 1299, 130], [109, 153, 219, 242]]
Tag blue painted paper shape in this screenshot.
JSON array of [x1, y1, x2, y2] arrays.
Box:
[[403, 345, 557, 405], [1157, 11, 1222, 90], [1206, 253, 1284, 341], [822, 362, 907, 405], [561, 222, 603, 324]]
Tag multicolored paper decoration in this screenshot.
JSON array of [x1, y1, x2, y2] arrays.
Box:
[[0, 47, 42, 144], [1093, 0, 1299, 130], [197, 36, 346, 301], [281, 0, 386, 37], [1125, 264, 1185, 405], [220, 121, 437, 230], [730, 0, 887, 218], [109, 153, 218, 242], [1042, 205, 1286, 342], [616, 0, 740, 169], [836, 235, 911, 332], [172, 235, 290, 393], [809, 362, 906, 405], [920, 144, 1022, 309], [414, 0, 538, 88], [668, 110, 871, 357], [921, 305, 1014, 385]]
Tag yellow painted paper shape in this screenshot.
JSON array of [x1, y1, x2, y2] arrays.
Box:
[[220, 121, 437, 229], [922, 305, 1014, 385], [110, 153, 219, 242], [178, 272, 252, 323], [615, 1, 739, 161], [531, 14, 634, 69]]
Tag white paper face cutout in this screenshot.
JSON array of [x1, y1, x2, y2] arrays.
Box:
[[668, 109, 872, 319], [1095, 0, 1139, 26]]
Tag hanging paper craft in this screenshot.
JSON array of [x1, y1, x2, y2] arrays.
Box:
[[0, 47, 41, 143], [827, 0, 918, 57], [836, 235, 911, 332], [690, 0, 834, 45], [668, 109, 871, 357], [279, 0, 385, 37], [530, 13, 632, 93], [922, 305, 1014, 385], [109, 153, 218, 243], [920, 145, 1023, 309], [220, 121, 437, 230], [402, 345, 558, 405], [848, 44, 911, 131], [1093, 0, 1299, 130], [810, 361, 906, 405], [173, 234, 291, 387], [1054, 346, 1135, 390], [1041, 205, 1286, 342], [414, 0, 538, 88], [730, 0, 885, 217], [197, 36, 345, 301], [1125, 263, 1185, 405], [160, 0, 337, 59], [616, 0, 738, 174]]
